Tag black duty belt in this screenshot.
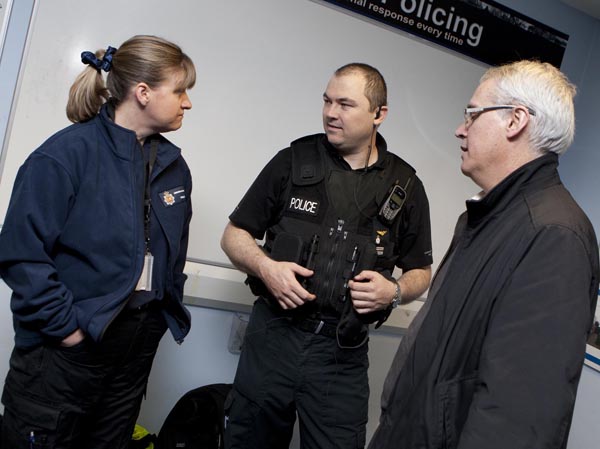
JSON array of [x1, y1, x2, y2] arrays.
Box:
[[293, 318, 338, 339]]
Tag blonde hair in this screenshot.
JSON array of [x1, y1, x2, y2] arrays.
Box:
[[481, 60, 576, 155], [66, 35, 196, 123]]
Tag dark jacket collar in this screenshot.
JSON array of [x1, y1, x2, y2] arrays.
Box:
[[97, 102, 139, 161], [466, 152, 561, 228], [96, 103, 181, 167]]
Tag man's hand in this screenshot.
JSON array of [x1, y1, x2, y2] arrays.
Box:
[[258, 258, 316, 310], [349, 270, 396, 314]]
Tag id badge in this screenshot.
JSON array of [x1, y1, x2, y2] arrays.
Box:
[[135, 253, 154, 291]]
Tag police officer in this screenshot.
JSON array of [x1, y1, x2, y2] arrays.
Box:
[[221, 63, 432, 449]]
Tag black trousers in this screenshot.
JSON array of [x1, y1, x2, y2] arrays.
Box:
[[225, 298, 369, 449], [0, 303, 167, 449]]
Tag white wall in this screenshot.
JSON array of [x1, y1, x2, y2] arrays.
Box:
[[0, 0, 600, 448], [569, 367, 600, 449], [0, 280, 14, 399], [0, 0, 34, 172]]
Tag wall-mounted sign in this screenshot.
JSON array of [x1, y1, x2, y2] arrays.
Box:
[[313, 0, 568, 67]]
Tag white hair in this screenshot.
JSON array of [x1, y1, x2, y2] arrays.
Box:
[[481, 60, 576, 155]]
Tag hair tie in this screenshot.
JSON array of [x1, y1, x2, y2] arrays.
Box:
[[101, 46, 117, 72], [81, 45, 117, 72]]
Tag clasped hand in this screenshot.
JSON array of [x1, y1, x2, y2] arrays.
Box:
[[260, 259, 394, 313], [259, 258, 316, 310], [349, 270, 396, 314]]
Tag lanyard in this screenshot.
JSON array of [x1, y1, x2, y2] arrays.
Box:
[[143, 140, 159, 253]]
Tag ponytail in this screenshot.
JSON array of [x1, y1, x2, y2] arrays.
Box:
[[66, 48, 110, 123]]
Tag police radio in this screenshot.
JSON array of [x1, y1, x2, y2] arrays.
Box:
[[378, 180, 410, 223]]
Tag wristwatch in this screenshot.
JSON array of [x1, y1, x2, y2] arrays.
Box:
[[389, 280, 401, 309]]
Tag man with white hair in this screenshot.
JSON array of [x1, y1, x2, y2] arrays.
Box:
[[369, 60, 599, 449]]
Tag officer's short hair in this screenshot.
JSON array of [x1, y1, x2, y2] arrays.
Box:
[[335, 63, 387, 112]]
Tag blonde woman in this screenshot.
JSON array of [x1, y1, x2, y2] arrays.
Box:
[[0, 35, 196, 448]]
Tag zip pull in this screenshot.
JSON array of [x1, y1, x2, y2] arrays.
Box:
[[336, 219, 345, 233]]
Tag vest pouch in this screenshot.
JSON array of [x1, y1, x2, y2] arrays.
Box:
[[336, 303, 369, 349], [270, 232, 305, 264], [245, 232, 307, 300], [335, 243, 375, 348], [245, 275, 269, 298]]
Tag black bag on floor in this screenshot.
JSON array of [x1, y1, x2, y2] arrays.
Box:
[[156, 383, 232, 449]]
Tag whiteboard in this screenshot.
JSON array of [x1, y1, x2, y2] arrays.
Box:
[[0, 0, 483, 270]]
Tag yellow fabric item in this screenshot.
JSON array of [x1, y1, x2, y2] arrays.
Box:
[[132, 424, 154, 449]]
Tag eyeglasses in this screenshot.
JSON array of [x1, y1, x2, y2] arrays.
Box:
[[463, 105, 536, 128]]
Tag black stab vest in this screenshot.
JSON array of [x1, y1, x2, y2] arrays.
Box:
[[251, 134, 415, 320]]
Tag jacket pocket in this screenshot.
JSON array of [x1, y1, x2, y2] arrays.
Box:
[[435, 374, 478, 449]]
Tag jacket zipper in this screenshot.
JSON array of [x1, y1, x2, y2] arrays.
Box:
[[98, 141, 147, 342]]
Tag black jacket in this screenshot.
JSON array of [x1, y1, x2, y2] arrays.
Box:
[[370, 153, 599, 449]]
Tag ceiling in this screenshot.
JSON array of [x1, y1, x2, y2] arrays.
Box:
[[560, 0, 600, 19]]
